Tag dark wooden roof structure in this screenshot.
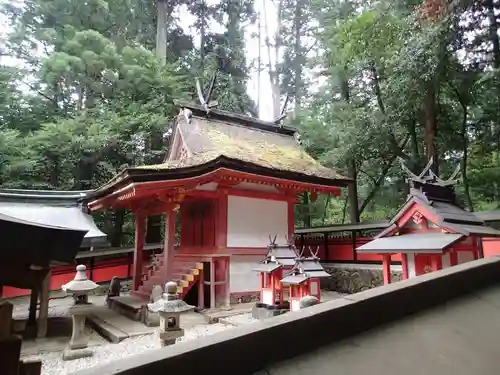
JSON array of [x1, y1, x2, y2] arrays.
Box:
[[89, 76, 351, 201], [280, 246, 330, 285], [0, 189, 108, 248], [475, 210, 500, 224], [0, 211, 88, 265], [253, 236, 298, 272], [357, 158, 500, 254]]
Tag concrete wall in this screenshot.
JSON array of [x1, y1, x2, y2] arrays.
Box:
[[321, 265, 402, 294], [73, 257, 500, 375]]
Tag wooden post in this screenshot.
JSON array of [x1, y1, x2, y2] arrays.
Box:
[[270, 274, 276, 305], [287, 199, 295, 243], [400, 254, 409, 280], [450, 250, 458, 267], [472, 239, 479, 260], [215, 190, 228, 250], [210, 259, 215, 309], [163, 209, 177, 282], [224, 256, 231, 308], [0, 301, 13, 337], [260, 273, 264, 302], [198, 268, 205, 310], [133, 215, 146, 291], [37, 270, 51, 338], [27, 287, 39, 327], [382, 254, 391, 285], [430, 255, 442, 271]]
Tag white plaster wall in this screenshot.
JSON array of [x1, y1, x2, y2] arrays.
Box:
[[227, 196, 288, 247], [262, 289, 274, 305], [407, 253, 417, 278], [196, 182, 218, 191], [230, 255, 262, 293], [457, 251, 474, 264], [442, 253, 451, 269], [234, 182, 279, 193], [310, 282, 319, 297]]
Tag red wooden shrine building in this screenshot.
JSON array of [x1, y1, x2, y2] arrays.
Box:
[[356, 159, 500, 284], [279, 246, 330, 311], [86, 99, 351, 308], [253, 236, 297, 306]]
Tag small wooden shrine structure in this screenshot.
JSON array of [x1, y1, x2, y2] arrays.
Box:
[[0, 189, 106, 337], [280, 246, 330, 311], [86, 75, 351, 309], [357, 158, 500, 284], [253, 236, 297, 306]]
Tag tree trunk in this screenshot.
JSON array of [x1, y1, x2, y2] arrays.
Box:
[[423, 83, 438, 174], [347, 158, 360, 223], [110, 209, 125, 247], [156, 0, 170, 63], [339, 68, 359, 222], [263, 0, 282, 118], [292, 0, 305, 110]]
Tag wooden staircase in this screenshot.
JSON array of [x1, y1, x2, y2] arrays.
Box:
[[132, 253, 203, 302]]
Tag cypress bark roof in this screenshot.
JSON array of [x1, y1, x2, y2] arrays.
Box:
[[90, 103, 351, 201], [137, 106, 349, 182]]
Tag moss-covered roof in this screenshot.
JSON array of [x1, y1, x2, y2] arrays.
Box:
[[135, 116, 348, 182]]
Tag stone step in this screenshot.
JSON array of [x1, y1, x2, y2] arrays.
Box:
[[131, 290, 150, 301], [86, 314, 129, 343]]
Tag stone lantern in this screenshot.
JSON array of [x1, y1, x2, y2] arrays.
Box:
[[61, 264, 99, 361], [148, 281, 195, 346]]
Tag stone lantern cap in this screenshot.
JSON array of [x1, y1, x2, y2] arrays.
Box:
[[62, 265, 99, 293], [147, 281, 195, 313]]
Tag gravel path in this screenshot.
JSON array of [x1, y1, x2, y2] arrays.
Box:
[[220, 313, 259, 326], [22, 322, 238, 375]]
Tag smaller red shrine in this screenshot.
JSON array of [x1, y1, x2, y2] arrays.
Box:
[[280, 247, 330, 311], [357, 158, 500, 284], [253, 236, 297, 306]]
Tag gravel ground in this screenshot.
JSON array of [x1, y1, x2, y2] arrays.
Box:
[[22, 322, 238, 375], [12, 295, 108, 320], [220, 313, 259, 326]]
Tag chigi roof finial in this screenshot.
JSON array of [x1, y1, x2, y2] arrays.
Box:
[[195, 71, 219, 114], [398, 156, 461, 187]]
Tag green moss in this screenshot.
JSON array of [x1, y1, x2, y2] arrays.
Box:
[[134, 118, 347, 181]]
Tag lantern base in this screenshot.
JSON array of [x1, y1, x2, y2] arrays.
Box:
[[159, 328, 184, 346], [62, 348, 93, 361]]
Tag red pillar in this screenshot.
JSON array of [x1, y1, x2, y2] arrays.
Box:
[[450, 250, 458, 266], [133, 215, 146, 291], [400, 254, 409, 280], [382, 254, 391, 284], [216, 189, 228, 250], [287, 199, 295, 243], [472, 239, 479, 260], [163, 209, 176, 282], [430, 255, 442, 271]]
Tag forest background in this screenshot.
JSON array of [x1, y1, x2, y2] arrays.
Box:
[[0, 0, 497, 246]]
